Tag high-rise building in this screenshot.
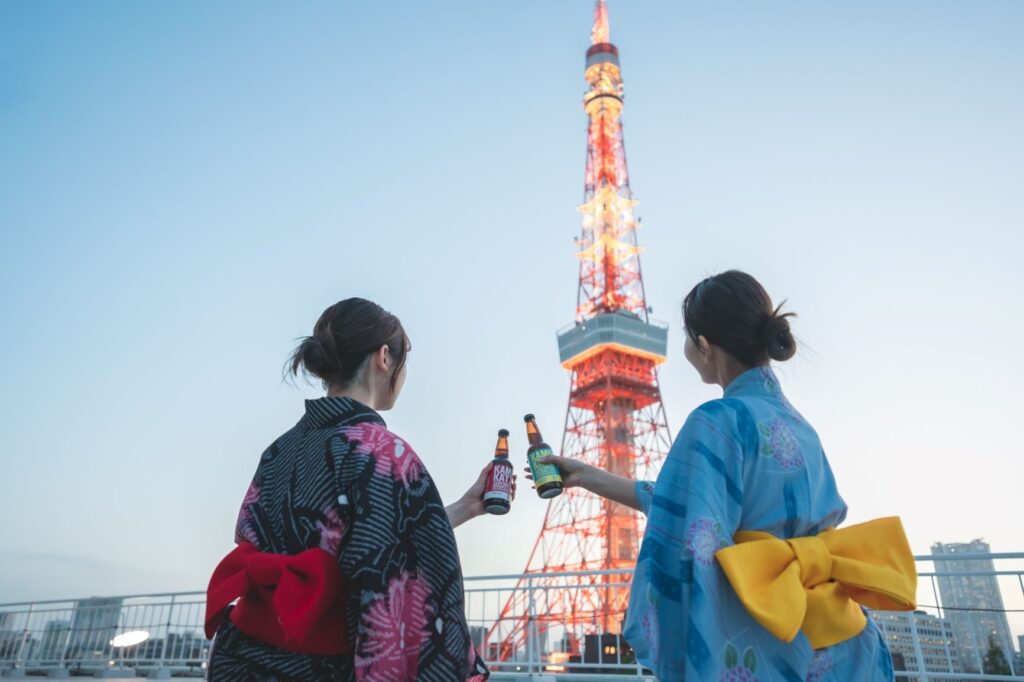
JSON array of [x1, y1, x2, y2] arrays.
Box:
[[873, 610, 960, 681], [932, 540, 1016, 674], [65, 597, 123, 663], [38, 620, 71, 664]]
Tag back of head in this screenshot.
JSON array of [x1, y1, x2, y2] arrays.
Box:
[[289, 298, 408, 391], [682, 270, 796, 366]]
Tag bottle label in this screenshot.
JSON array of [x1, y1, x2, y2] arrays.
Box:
[[484, 460, 514, 502], [527, 447, 562, 487]]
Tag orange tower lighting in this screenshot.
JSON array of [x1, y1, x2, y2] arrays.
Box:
[[490, 0, 672, 667]]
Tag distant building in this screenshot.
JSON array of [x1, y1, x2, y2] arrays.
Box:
[[65, 597, 123, 664], [469, 626, 488, 652], [160, 632, 208, 664], [38, 620, 70, 664], [873, 610, 960, 680], [0, 611, 29, 663], [932, 540, 1016, 674], [0, 633, 29, 664]]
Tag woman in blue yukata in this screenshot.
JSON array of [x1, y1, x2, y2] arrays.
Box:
[[536, 271, 917, 681]]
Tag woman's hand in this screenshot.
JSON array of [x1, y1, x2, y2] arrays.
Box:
[[523, 455, 594, 490], [525, 455, 646, 512], [446, 463, 517, 529]]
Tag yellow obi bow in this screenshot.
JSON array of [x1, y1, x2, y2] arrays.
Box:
[[714, 516, 917, 650]]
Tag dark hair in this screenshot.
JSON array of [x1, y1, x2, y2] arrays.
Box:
[[289, 298, 409, 392], [682, 270, 796, 365]]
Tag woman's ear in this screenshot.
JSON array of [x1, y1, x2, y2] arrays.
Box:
[[696, 334, 711, 358], [374, 344, 390, 373]]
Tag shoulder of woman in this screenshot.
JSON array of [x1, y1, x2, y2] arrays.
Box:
[[333, 421, 430, 487], [682, 398, 758, 443], [687, 398, 738, 426]]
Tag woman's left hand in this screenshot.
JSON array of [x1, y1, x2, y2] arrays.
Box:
[[449, 463, 517, 527]]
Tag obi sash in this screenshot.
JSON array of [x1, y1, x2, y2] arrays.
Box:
[[715, 516, 917, 649], [205, 542, 351, 656]]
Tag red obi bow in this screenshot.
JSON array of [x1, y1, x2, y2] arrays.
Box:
[[205, 542, 351, 656]]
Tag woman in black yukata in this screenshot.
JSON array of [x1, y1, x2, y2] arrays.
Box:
[[205, 298, 509, 681]]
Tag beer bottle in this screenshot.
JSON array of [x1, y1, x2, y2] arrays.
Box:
[[524, 414, 563, 499], [483, 429, 515, 515]]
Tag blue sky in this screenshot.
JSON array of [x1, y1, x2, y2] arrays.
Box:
[[1, 0, 1022, 633]]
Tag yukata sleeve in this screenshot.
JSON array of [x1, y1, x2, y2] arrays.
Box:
[[625, 402, 746, 681], [333, 427, 489, 682], [635, 479, 656, 515]]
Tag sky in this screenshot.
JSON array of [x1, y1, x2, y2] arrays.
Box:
[[1, 0, 1022, 635]]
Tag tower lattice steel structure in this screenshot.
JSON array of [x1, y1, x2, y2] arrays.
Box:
[[490, 0, 672, 664]]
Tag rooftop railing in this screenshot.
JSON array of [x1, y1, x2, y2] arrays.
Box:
[[0, 553, 1020, 681]]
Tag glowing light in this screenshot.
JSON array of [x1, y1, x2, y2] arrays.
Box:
[[576, 185, 641, 263], [110, 631, 150, 648], [577, 184, 638, 219]]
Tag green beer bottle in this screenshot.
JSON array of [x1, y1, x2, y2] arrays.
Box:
[[524, 414, 563, 499]]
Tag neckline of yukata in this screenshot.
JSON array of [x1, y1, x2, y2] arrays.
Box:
[[723, 365, 781, 399], [300, 395, 387, 430]]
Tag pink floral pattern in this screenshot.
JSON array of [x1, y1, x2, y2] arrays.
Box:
[[316, 506, 346, 556], [356, 572, 431, 682], [340, 422, 425, 486], [234, 481, 260, 544], [686, 517, 726, 565], [758, 419, 805, 469]]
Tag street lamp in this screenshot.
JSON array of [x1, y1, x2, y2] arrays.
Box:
[[110, 631, 150, 649], [109, 631, 150, 670]]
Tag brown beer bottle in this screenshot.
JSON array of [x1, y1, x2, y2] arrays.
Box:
[[524, 414, 563, 499], [483, 429, 514, 515]]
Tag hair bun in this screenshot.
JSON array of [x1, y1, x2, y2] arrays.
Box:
[[287, 298, 409, 392], [299, 336, 334, 380], [764, 314, 796, 362]]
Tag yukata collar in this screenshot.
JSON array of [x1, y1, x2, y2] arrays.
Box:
[[300, 396, 386, 430], [723, 365, 781, 399]]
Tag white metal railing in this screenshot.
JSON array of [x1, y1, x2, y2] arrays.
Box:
[[0, 554, 1020, 680]]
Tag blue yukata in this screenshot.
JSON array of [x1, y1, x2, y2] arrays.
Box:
[[623, 367, 895, 681]]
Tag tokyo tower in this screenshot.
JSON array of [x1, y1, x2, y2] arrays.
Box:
[[491, 0, 672, 665]]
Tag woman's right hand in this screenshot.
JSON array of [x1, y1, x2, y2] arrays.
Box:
[[524, 456, 646, 512], [523, 455, 594, 491]]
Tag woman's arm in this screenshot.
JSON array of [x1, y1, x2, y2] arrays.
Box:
[[525, 455, 650, 513], [446, 463, 517, 529], [445, 496, 481, 529]]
